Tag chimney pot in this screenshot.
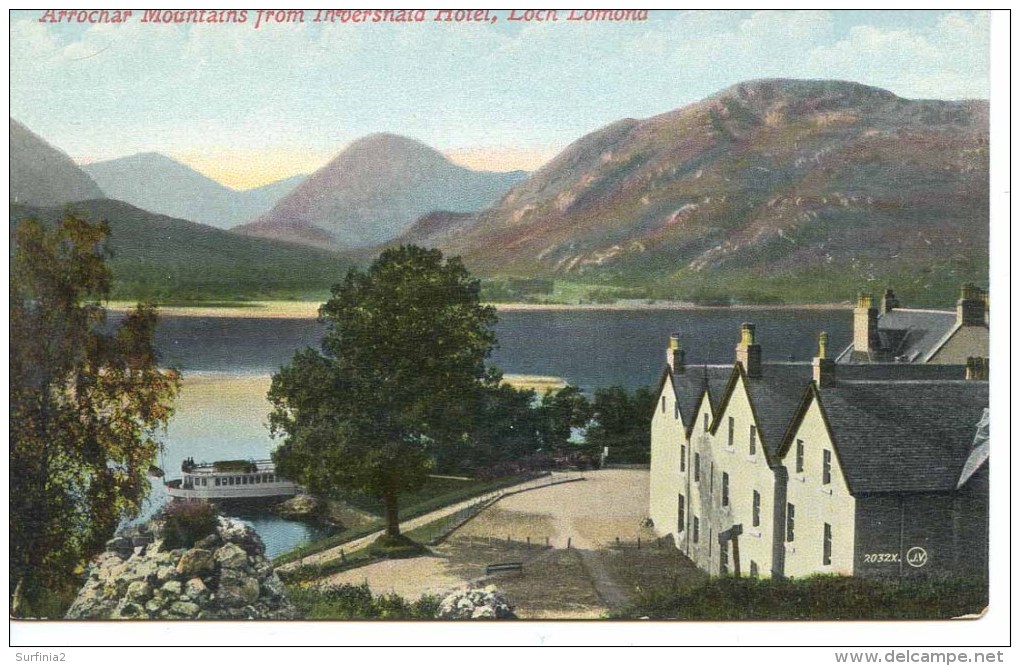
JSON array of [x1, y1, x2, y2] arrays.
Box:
[[667, 334, 685, 374], [957, 284, 986, 327], [813, 331, 835, 387], [735, 323, 762, 378]]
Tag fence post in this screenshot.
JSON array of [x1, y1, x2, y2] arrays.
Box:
[[637, 537, 641, 550], [545, 536, 550, 548], [527, 536, 531, 548], [340, 549, 345, 563], [567, 537, 572, 549], [616, 536, 620, 547]]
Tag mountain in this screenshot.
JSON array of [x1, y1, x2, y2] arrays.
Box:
[[400, 79, 988, 304], [235, 133, 528, 249], [9, 118, 105, 206], [82, 153, 306, 230], [9, 199, 349, 301]]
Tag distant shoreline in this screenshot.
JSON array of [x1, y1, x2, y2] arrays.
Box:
[[107, 300, 855, 319]]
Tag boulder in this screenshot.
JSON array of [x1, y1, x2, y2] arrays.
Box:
[[176, 548, 215, 577], [437, 586, 516, 620], [275, 494, 323, 519], [214, 543, 249, 570]]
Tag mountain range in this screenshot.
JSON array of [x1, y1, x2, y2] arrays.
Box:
[[9, 79, 990, 304], [10, 119, 105, 206], [234, 133, 528, 249], [393, 79, 988, 303], [82, 153, 306, 230]]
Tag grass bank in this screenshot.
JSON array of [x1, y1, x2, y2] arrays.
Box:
[[613, 574, 988, 621]]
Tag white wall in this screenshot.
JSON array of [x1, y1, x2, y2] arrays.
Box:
[[782, 398, 856, 577]]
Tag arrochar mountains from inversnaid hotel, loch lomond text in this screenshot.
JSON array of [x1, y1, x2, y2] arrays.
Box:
[[9, 79, 989, 304]]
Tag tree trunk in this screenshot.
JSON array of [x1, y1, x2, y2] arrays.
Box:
[[383, 490, 400, 537]]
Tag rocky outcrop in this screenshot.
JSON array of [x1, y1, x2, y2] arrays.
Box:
[[66, 516, 298, 620], [274, 494, 324, 520], [437, 586, 517, 620]]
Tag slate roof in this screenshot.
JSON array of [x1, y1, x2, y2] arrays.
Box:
[[739, 364, 814, 458], [836, 308, 959, 364], [819, 380, 989, 494], [669, 365, 733, 435]]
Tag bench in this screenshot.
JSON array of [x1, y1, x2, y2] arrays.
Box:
[[485, 562, 523, 575]]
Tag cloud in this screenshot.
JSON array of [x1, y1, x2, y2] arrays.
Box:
[[9, 10, 990, 172]]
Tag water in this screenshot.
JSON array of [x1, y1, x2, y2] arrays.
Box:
[[154, 308, 854, 389], [148, 307, 853, 556]]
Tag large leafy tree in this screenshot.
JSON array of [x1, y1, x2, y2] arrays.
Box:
[[10, 214, 181, 615], [268, 246, 498, 539], [585, 386, 656, 464]]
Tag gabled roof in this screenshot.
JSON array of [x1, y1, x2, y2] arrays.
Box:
[[710, 363, 813, 461], [836, 308, 958, 364], [672, 365, 732, 436], [817, 380, 988, 494]]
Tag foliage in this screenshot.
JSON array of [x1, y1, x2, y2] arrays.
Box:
[[537, 385, 593, 450], [287, 582, 440, 620], [158, 501, 219, 549], [9, 214, 181, 616], [614, 574, 988, 621], [586, 386, 656, 464], [268, 246, 499, 538], [10, 200, 348, 303]]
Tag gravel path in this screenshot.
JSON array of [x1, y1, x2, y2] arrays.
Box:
[[278, 472, 582, 573], [300, 470, 655, 616]]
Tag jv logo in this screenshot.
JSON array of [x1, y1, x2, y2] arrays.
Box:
[[906, 546, 929, 568]]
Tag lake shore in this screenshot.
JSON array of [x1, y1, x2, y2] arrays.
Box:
[[110, 300, 854, 319]]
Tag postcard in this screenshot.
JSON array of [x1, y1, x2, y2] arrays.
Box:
[[8, 7, 1007, 651]]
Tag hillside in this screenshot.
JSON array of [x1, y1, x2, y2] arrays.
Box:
[[406, 79, 988, 305], [83, 153, 305, 229], [9, 118, 105, 206], [10, 199, 351, 302], [235, 133, 527, 249]]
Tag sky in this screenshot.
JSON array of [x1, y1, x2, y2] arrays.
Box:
[[9, 9, 991, 189]]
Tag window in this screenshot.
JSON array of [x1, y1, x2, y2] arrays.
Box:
[[796, 439, 805, 473], [661, 396, 666, 413], [749, 425, 757, 455], [786, 503, 795, 542], [693, 517, 700, 543], [749, 561, 759, 578], [678, 495, 685, 533], [703, 412, 709, 432], [674, 403, 680, 420], [242, 475, 249, 485], [710, 462, 714, 495], [720, 544, 729, 575], [694, 453, 701, 482], [722, 472, 730, 506], [823, 450, 832, 485], [823, 523, 833, 565], [752, 490, 761, 527], [728, 416, 734, 447], [680, 444, 686, 472], [215, 477, 221, 487]]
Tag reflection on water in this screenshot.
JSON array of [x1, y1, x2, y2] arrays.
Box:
[[147, 308, 854, 556]]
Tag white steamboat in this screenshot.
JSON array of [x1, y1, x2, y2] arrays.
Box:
[[165, 458, 301, 502]]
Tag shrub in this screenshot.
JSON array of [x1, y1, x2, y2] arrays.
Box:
[[290, 583, 440, 620], [159, 501, 218, 549]]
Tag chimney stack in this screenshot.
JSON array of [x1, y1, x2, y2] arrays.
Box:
[[735, 323, 762, 378], [667, 334, 685, 374], [965, 356, 989, 381], [957, 284, 986, 327], [880, 288, 899, 315], [813, 331, 835, 388], [853, 292, 880, 359]]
